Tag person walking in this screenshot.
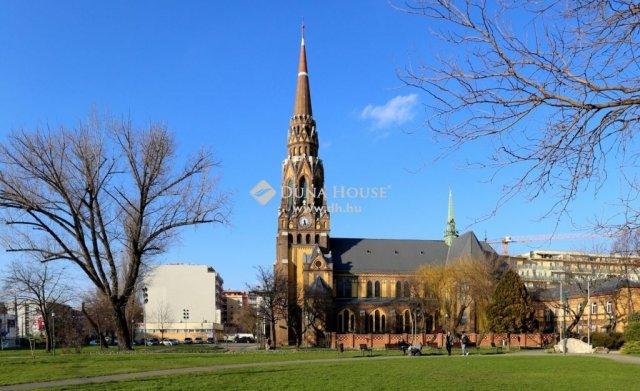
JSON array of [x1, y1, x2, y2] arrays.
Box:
[[460, 331, 469, 356], [445, 331, 454, 356]]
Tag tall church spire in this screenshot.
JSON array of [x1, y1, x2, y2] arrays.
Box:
[[444, 188, 459, 246], [293, 22, 312, 117]]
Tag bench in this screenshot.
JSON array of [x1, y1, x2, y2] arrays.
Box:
[[385, 342, 410, 353], [359, 343, 372, 356]]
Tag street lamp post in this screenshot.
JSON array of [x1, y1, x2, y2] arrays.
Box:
[[587, 280, 591, 346], [51, 312, 55, 356], [143, 287, 148, 353]]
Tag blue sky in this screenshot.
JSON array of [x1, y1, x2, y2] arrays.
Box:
[[0, 1, 619, 291]]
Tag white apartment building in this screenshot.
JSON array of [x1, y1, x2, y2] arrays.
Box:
[[141, 264, 224, 341]]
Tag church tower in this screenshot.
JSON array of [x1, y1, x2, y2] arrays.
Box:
[[275, 27, 332, 345], [443, 188, 459, 246]]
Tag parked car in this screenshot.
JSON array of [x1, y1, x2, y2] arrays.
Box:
[[194, 337, 203, 344], [183, 337, 193, 344], [146, 338, 159, 346], [206, 337, 215, 344], [236, 336, 256, 343], [162, 339, 173, 346], [88, 340, 99, 346]]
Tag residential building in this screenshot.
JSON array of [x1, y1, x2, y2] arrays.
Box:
[[533, 278, 640, 335], [142, 264, 224, 340], [506, 250, 640, 290]]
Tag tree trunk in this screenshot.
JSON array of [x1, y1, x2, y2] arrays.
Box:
[[270, 319, 277, 347], [111, 301, 132, 350]]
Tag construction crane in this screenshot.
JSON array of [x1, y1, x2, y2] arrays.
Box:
[[487, 233, 611, 256]]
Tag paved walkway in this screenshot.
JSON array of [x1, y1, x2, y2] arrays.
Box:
[[3, 350, 640, 390]]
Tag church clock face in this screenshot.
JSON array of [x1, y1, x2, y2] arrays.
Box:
[[298, 215, 311, 228]]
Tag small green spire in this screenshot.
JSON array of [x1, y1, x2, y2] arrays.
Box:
[[444, 188, 459, 246]]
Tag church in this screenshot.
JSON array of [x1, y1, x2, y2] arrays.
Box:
[[274, 30, 498, 346]]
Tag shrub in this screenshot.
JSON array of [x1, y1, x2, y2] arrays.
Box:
[[622, 340, 640, 355], [590, 332, 624, 350]]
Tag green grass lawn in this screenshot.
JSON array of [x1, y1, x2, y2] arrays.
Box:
[[2, 347, 639, 390], [44, 354, 640, 391], [0, 346, 408, 386]]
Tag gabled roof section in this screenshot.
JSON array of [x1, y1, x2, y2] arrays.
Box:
[[309, 275, 331, 293], [446, 231, 497, 263], [330, 238, 449, 273]]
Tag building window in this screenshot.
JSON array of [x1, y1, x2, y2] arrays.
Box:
[[366, 281, 372, 298], [545, 308, 551, 322], [403, 282, 411, 298], [286, 179, 294, 210], [578, 303, 583, 313], [606, 301, 612, 314], [337, 309, 355, 333], [368, 309, 386, 333], [396, 281, 402, 298], [374, 281, 381, 298], [591, 302, 597, 314], [299, 177, 307, 205], [401, 310, 411, 333]]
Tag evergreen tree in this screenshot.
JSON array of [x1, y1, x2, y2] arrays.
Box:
[[488, 270, 537, 333]]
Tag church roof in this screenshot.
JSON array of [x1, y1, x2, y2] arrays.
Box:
[[330, 231, 496, 274], [446, 231, 493, 264]]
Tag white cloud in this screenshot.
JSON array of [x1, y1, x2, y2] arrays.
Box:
[[360, 94, 419, 129]]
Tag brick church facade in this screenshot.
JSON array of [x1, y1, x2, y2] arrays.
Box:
[[274, 30, 498, 346]]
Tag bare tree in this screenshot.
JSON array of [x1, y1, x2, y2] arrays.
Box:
[[249, 266, 287, 348], [301, 277, 334, 347], [152, 299, 173, 341], [1, 259, 70, 352], [0, 112, 229, 349], [398, 0, 640, 225], [81, 290, 116, 348]]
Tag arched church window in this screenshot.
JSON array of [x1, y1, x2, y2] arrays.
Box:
[[306, 234, 310, 244], [401, 310, 411, 333], [314, 234, 319, 244], [369, 309, 386, 333], [366, 281, 372, 298], [288, 234, 293, 245], [337, 308, 355, 333], [403, 282, 411, 298], [286, 179, 294, 210], [374, 281, 381, 297], [296, 234, 302, 244], [396, 281, 402, 298], [299, 177, 307, 205]]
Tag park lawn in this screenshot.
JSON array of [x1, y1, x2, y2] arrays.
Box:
[[0, 348, 411, 386], [48, 355, 640, 391]]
